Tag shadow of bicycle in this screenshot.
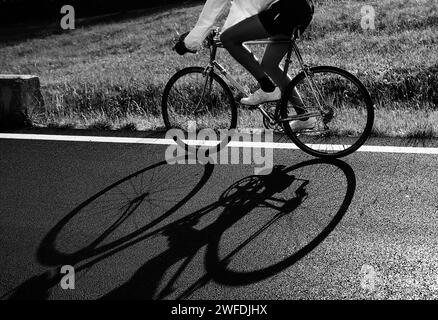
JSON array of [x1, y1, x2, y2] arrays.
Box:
[[6, 156, 355, 300]]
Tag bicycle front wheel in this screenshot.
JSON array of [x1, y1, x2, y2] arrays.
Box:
[[281, 66, 374, 158], [162, 67, 237, 153]]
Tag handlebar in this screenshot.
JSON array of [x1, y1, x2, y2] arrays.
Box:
[[204, 28, 222, 48]]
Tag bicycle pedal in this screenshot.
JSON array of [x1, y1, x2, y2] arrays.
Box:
[[297, 129, 330, 136], [279, 112, 321, 122]]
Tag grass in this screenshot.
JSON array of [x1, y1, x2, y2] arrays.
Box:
[[0, 0, 437, 137]]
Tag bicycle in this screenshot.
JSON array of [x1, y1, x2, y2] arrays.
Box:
[[162, 27, 374, 158]]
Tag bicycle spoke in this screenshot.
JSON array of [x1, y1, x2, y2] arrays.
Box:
[[281, 66, 373, 158]]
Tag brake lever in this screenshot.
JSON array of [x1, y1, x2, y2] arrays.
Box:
[[173, 23, 181, 37], [172, 24, 182, 51]]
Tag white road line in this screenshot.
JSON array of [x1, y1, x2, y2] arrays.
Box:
[[1, 133, 438, 154]]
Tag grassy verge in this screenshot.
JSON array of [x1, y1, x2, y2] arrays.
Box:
[[0, 0, 437, 137]]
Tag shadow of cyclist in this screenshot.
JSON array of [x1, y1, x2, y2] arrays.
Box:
[[101, 159, 355, 300], [6, 157, 355, 300]]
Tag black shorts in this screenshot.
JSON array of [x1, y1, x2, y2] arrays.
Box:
[[258, 0, 314, 36]]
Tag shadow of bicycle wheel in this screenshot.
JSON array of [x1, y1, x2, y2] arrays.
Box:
[[175, 158, 356, 296], [36, 155, 214, 267]]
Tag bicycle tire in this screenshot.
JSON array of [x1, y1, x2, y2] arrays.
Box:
[[281, 66, 374, 158], [162, 67, 238, 155]]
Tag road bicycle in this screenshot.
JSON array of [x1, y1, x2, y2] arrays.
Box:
[[162, 27, 374, 158]]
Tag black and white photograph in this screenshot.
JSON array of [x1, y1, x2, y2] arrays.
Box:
[[1, 0, 438, 309]]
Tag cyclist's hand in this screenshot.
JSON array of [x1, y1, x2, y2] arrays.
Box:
[[173, 32, 197, 55]]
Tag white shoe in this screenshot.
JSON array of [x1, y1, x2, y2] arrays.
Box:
[[240, 87, 281, 106], [289, 117, 317, 131]]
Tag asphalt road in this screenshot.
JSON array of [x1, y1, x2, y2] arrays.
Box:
[[1, 136, 438, 300]]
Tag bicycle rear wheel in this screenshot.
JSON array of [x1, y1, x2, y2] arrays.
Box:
[[162, 67, 237, 154], [281, 66, 374, 158]]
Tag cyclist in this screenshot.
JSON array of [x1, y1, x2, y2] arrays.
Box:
[[175, 0, 315, 130]]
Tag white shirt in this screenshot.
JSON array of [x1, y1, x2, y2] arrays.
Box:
[[184, 0, 277, 51]]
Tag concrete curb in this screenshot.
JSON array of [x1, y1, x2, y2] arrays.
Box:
[[0, 74, 44, 128]]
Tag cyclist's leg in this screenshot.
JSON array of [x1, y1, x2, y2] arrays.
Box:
[[261, 42, 307, 115], [258, 0, 314, 115], [261, 40, 291, 91], [220, 15, 274, 92]]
